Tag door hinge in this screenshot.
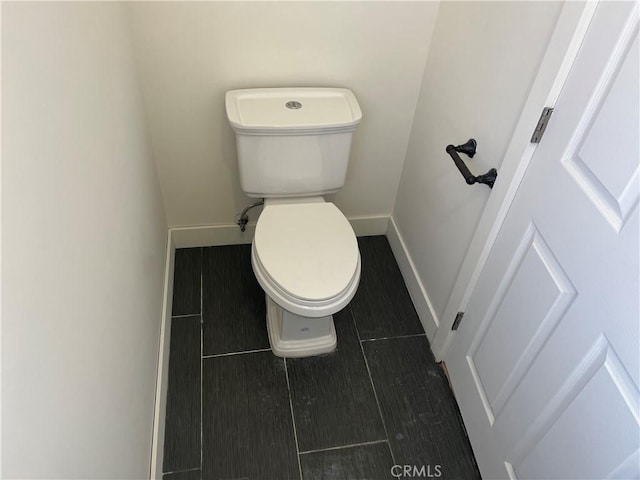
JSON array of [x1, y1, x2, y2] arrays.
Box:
[[452, 312, 465, 331], [530, 107, 554, 143]]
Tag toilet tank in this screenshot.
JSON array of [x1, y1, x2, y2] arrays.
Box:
[[225, 88, 362, 198]]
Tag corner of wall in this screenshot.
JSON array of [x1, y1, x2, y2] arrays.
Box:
[[122, 1, 170, 231], [386, 216, 439, 340], [388, 0, 441, 217]]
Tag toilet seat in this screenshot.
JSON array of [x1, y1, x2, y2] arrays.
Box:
[[252, 202, 361, 317]]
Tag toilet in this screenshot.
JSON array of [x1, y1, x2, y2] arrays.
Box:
[[225, 87, 362, 357]]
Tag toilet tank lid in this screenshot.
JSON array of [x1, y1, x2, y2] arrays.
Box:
[[225, 87, 362, 134]]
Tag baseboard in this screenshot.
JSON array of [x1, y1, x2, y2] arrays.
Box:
[[171, 215, 389, 248], [172, 223, 256, 248], [150, 230, 175, 479], [350, 215, 390, 237], [386, 216, 439, 340]]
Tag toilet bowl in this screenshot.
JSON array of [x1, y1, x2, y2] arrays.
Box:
[[252, 197, 360, 357]]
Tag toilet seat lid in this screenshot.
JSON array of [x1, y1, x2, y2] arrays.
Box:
[[254, 202, 359, 302]]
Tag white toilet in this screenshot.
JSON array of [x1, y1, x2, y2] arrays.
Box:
[[225, 87, 362, 357]]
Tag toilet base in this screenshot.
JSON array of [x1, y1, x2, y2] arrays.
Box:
[[265, 296, 337, 357]]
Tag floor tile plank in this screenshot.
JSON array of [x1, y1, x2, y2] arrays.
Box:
[[300, 442, 394, 480], [202, 245, 269, 356], [287, 307, 386, 452], [172, 248, 202, 316], [351, 237, 424, 340], [163, 315, 201, 473], [202, 351, 299, 479], [363, 336, 480, 480]]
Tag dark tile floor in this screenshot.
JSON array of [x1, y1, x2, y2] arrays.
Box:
[[163, 236, 480, 480]]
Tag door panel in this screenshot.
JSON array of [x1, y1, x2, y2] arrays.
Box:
[[564, 27, 639, 231], [445, 2, 640, 478], [508, 335, 639, 479], [471, 223, 577, 423]]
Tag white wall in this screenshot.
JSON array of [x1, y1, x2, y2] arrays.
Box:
[[127, 1, 439, 228], [391, 1, 563, 336], [2, 3, 167, 478]]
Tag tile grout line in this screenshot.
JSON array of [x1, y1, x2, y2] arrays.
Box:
[[171, 313, 201, 319], [360, 333, 427, 343], [202, 348, 272, 359], [350, 308, 398, 465], [299, 438, 390, 456], [163, 467, 201, 475], [284, 358, 304, 480], [200, 248, 204, 477]]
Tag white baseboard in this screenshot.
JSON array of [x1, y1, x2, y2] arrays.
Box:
[[386, 216, 439, 340], [350, 215, 390, 237], [172, 223, 256, 248], [171, 215, 389, 248], [150, 231, 175, 479]]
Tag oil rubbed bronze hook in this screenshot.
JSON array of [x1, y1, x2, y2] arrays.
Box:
[[445, 139, 497, 189]]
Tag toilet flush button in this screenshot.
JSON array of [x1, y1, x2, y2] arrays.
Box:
[[285, 101, 302, 110]]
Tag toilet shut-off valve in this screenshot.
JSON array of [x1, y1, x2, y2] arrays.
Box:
[[236, 200, 264, 232]]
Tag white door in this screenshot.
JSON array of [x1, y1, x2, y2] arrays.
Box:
[[445, 2, 639, 479]]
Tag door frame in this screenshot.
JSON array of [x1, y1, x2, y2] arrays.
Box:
[[431, 0, 599, 361]]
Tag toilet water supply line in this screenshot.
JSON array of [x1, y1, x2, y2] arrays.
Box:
[[236, 200, 264, 232]]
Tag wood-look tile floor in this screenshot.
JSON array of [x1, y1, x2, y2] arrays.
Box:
[[163, 236, 480, 480]]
